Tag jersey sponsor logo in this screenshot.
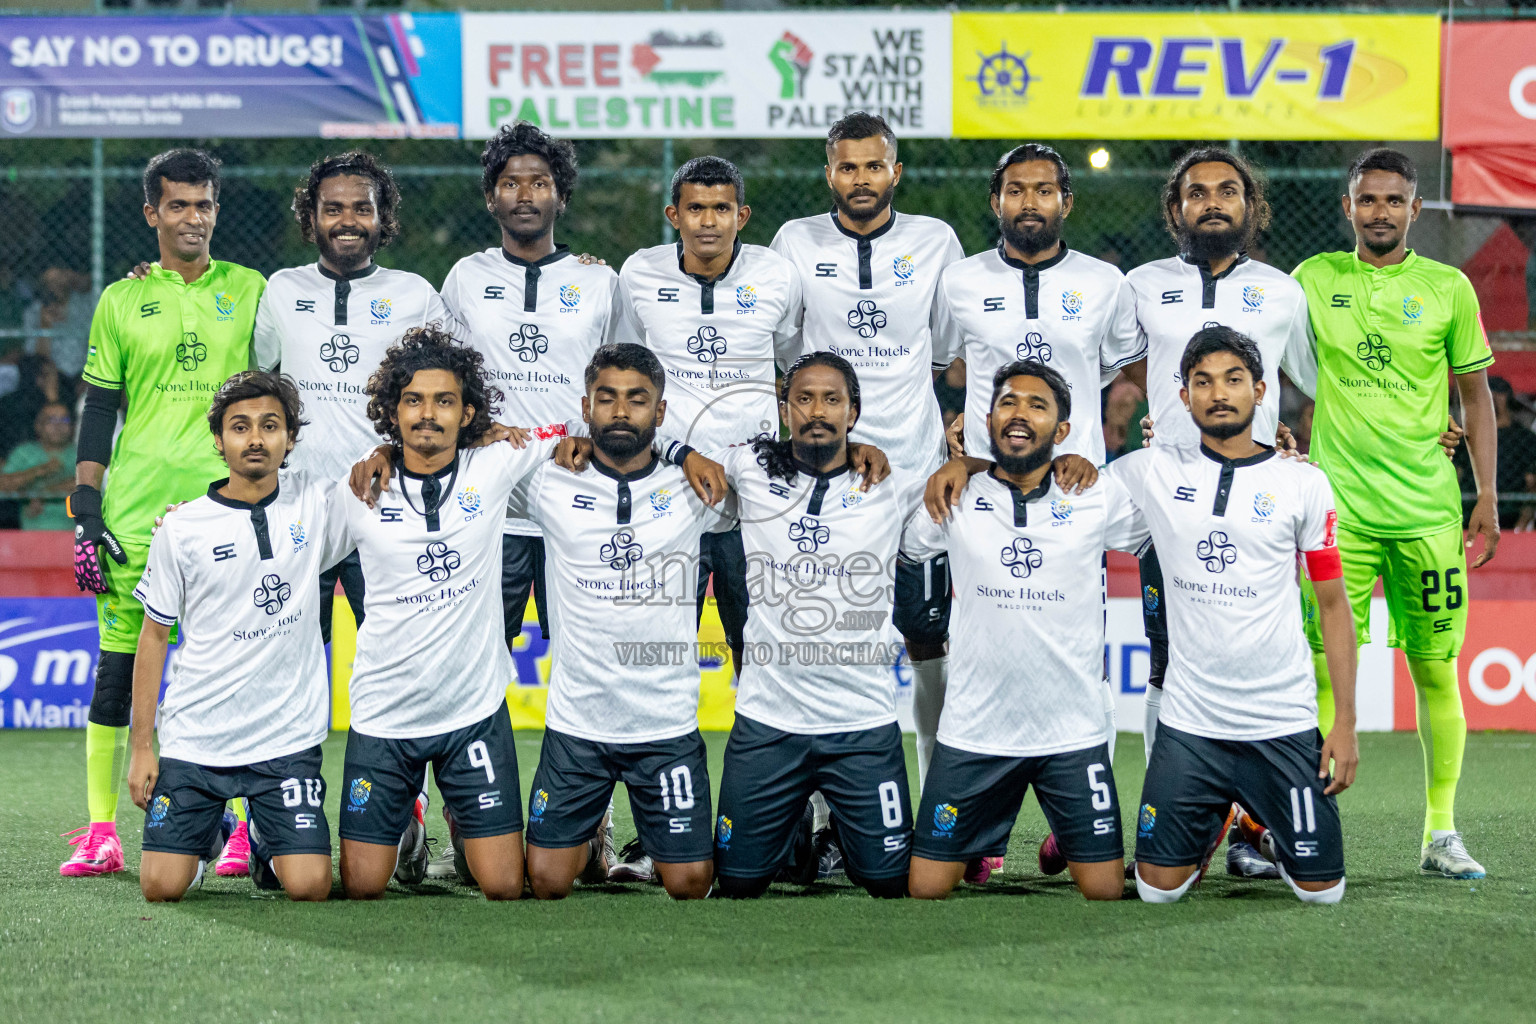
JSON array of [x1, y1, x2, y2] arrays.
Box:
[[213, 292, 235, 322], [893, 254, 916, 283], [600, 528, 643, 570], [657, 287, 680, 303], [983, 296, 1005, 312], [559, 284, 581, 310], [1061, 289, 1085, 321], [416, 541, 461, 582], [296, 299, 316, 313], [1137, 803, 1156, 838], [1000, 536, 1044, 578], [715, 814, 732, 847], [686, 325, 727, 363], [321, 333, 359, 373], [768, 481, 791, 500], [815, 263, 837, 278], [847, 298, 887, 339], [932, 803, 958, 835], [1242, 285, 1265, 311], [1196, 530, 1238, 573], [1174, 485, 1196, 502], [509, 324, 550, 363], [347, 777, 372, 810], [531, 422, 568, 441], [1323, 508, 1337, 548], [147, 794, 171, 826], [974, 495, 994, 511], [1015, 331, 1053, 362], [788, 515, 830, 553], [736, 285, 758, 312], [1402, 295, 1424, 323], [139, 301, 161, 318], [212, 543, 237, 562], [572, 494, 596, 511], [1330, 294, 1350, 308], [1252, 492, 1276, 521], [1050, 498, 1073, 523], [1356, 333, 1392, 371], [253, 574, 292, 615], [380, 508, 403, 523], [370, 298, 392, 323], [458, 486, 482, 515], [647, 488, 674, 517], [1160, 290, 1183, 305], [483, 285, 505, 301], [176, 332, 207, 371], [289, 521, 307, 551]]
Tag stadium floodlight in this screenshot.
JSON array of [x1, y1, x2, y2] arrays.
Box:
[[1089, 147, 1111, 171]]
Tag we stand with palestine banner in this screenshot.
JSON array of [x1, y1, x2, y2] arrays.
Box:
[[3, 11, 1440, 140]]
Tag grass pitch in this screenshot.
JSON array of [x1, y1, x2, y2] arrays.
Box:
[[1, 729, 1532, 1023]]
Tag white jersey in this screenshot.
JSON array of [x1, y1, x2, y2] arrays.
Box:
[[134, 470, 348, 766], [717, 445, 924, 735], [616, 242, 803, 452], [332, 439, 557, 739], [771, 211, 965, 476], [254, 263, 450, 482], [1128, 255, 1317, 449], [510, 456, 732, 744], [937, 246, 1142, 466], [1107, 444, 1339, 741], [901, 472, 1148, 757], [442, 246, 622, 537]]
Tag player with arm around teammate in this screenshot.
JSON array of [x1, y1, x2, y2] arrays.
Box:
[[127, 371, 345, 902]]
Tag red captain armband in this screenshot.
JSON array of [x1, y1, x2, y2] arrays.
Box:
[[531, 422, 568, 441], [1304, 546, 1343, 582]]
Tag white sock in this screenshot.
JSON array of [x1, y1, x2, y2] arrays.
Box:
[[1277, 859, 1345, 904], [1102, 680, 1117, 762], [1143, 686, 1162, 766], [810, 791, 830, 832], [911, 656, 948, 789], [1135, 864, 1197, 904]]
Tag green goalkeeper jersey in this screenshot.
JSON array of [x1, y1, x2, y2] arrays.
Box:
[[1292, 249, 1493, 538], [81, 261, 265, 544]]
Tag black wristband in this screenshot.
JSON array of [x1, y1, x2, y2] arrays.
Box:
[[665, 442, 697, 468], [68, 483, 102, 521]]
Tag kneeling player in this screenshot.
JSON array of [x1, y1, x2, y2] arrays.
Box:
[[127, 372, 344, 902], [1109, 327, 1358, 904], [906, 361, 1139, 900]]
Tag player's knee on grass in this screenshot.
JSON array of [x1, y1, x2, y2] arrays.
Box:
[[88, 651, 134, 727], [1134, 863, 1198, 904], [140, 852, 200, 903], [1068, 859, 1125, 901], [656, 860, 713, 900], [854, 873, 907, 900], [463, 834, 524, 900], [715, 873, 773, 899], [273, 854, 332, 902], [340, 839, 397, 899], [526, 844, 582, 900], [906, 857, 965, 900]]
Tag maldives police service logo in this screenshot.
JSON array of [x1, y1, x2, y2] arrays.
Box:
[[1252, 492, 1276, 521], [321, 333, 359, 372], [253, 574, 291, 615], [601, 529, 643, 570], [716, 815, 733, 847], [847, 299, 887, 339], [1356, 333, 1392, 371], [736, 285, 758, 311], [1402, 295, 1423, 323], [416, 541, 461, 582], [1061, 290, 1084, 319], [893, 254, 916, 281], [213, 292, 235, 322], [1000, 537, 1044, 578], [370, 298, 392, 323], [149, 794, 171, 824], [348, 778, 372, 810], [648, 488, 674, 517], [933, 803, 958, 834], [176, 331, 207, 371], [1242, 285, 1265, 311], [1196, 530, 1238, 573], [687, 325, 728, 363], [509, 324, 550, 363], [289, 521, 308, 551], [1015, 331, 1053, 362], [559, 284, 582, 310], [458, 486, 482, 515], [788, 515, 830, 554]]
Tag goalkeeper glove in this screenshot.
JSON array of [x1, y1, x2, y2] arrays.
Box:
[[67, 484, 126, 594]]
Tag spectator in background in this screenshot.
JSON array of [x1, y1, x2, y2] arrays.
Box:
[[1492, 376, 1535, 531], [0, 348, 63, 460], [0, 401, 76, 530], [24, 266, 92, 391]]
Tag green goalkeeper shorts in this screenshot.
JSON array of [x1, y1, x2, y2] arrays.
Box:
[[1301, 522, 1467, 662], [96, 540, 149, 655]]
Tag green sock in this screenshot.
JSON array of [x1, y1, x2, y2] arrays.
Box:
[[85, 722, 128, 825], [1408, 656, 1466, 844], [231, 798, 247, 824], [1312, 650, 1335, 736]]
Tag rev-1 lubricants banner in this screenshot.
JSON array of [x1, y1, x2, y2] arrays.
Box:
[[0, 13, 461, 137], [460, 12, 951, 139], [952, 12, 1440, 140]]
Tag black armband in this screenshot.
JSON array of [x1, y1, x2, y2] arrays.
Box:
[[77, 383, 121, 467]]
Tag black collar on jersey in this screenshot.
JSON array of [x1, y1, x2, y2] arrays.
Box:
[[396, 453, 460, 533], [501, 244, 571, 313], [675, 239, 742, 315], [792, 457, 851, 516], [1179, 252, 1250, 310], [829, 208, 897, 291], [592, 453, 660, 526], [997, 242, 1069, 320], [1198, 441, 1274, 517], [207, 478, 281, 560], [988, 469, 1052, 528], [316, 261, 379, 327]]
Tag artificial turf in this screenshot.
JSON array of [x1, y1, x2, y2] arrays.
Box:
[[1, 729, 1531, 1023]]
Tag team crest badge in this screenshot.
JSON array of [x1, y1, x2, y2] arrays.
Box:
[[349, 778, 372, 809], [736, 285, 757, 311], [893, 255, 916, 281], [213, 292, 235, 321], [933, 804, 958, 833], [560, 284, 581, 309], [1242, 285, 1264, 311], [370, 298, 392, 322]]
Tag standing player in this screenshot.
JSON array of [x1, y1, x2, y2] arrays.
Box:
[[1110, 327, 1357, 904], [441, 122, 621, 657], [905, 360, 1146, 901], [333, 327, 558, 901], [768, 113, 962, 867], [1294, 149, 1499, 879], [255, 152, 449, 645], [63, 149, 266, 878], [513, 344, 726, 901], [712, 353, 919, 899], [127, 372, 341, 902]]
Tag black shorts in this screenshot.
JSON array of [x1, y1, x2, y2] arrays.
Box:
[[1138, 544, 1167, 689], [1136, 723, 1344, 882], [526, 728, 713, 863], [912, 741, 1122, 864], [340, 701, 521, 845], [697, 527, 749, 649], [715, 715, 912, 882], [892, 553, 951, 647], [142, 745, 330, 858], [502, 533, 550, 643], [319, 549, 366, 646]]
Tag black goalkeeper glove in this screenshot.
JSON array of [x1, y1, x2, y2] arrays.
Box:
[[68, 484, 126, 594]]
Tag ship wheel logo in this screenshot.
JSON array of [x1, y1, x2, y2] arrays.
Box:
[[970, 43, 1034, 99]]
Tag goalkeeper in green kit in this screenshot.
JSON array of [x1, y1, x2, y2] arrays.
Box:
[[1293, 149, 1499, 880], [61, 150, 266, 878]]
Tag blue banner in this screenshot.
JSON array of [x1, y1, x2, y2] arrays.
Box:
[[0, 13, 461, 138], [0, 598, 104, 728]]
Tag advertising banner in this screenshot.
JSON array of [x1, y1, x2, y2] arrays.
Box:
[[460, 12, 951, 139], [1441, 22, 1536, 209], [0, 13, 461, 138], [952, 12, 1440, 140], [0, 598, 131, 728]]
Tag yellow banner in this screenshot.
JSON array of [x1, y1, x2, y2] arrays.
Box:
[[952, 13, 1440, 140]]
